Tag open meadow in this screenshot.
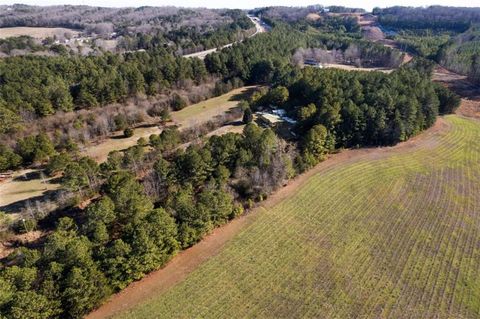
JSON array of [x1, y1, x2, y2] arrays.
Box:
[[115, 115, 480, 318], [171, 86, 256, 126], [0, 169, 60, 208], [0, 26, 79, 39]]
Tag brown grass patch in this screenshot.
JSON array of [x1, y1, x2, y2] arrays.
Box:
[[0, 27, 80, 39]]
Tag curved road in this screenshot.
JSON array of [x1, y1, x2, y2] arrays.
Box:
[[182, 15, 268, 59]]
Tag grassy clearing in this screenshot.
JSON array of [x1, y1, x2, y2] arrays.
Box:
[[0, 27, 80, 39], [83, 126, 162, 163], [0, 169, 60, 208], [87, 86, 256, 162], [172, 86, 257, 126], [117, 115, 480, 319]]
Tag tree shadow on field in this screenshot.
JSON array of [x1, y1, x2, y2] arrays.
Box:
[[0, 190, 59, 214], [111, 134, 131, 140], [12, 170, 42, 182], [228, 120, 244, 126], [228, 87, 258, 102]]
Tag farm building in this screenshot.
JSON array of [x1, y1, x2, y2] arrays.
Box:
[[256, 109, 297, 128], [257, 112, 283, 127]]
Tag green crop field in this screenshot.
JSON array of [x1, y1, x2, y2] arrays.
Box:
[[117, 115, 480, 319]]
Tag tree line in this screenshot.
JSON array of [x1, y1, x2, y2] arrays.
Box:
[[204, 22, 404, 84], [438, 26, 480, 83], [0, 5, 246, 37], [0, 48, 208, 127], [248, 63, 459, 168], [118, 9, 254, 54], [0, 6, 254, 59], [374, 6, 480, 33]]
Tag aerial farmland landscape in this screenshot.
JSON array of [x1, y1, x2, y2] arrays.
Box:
[[0, 2, 479, 319]]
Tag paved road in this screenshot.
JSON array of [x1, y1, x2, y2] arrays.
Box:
[[183, 15, 268, 59]]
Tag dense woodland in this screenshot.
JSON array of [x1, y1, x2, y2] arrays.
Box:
[[0, 5, 464, 319], [117, 9, 254, 53], [438, 26, 480, 83], [0, 5, 238, 34], [0, 36, 46, 54], [252, 5, 364, 23], [375, 6, 480, 33], [0, 6, 254, 56]]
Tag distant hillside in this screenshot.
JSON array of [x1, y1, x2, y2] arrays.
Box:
[[372, 6, 480, 83], [0, 5, 231, 31], [439, 26, 480, 83], [0, 5, 253, 43], [375, 6, 480, 33]]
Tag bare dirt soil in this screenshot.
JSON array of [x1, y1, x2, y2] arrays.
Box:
[[356, 14, 413, 65], [323, 63, 393, 73], [306, 13, 321, 21], [433, 66, 480, 100], [0, 230, 44, 259], [458, 99, 480, 119], [362, 25, 385, 42], [433, 65, 480, 120], [357, 14, 385, 42]]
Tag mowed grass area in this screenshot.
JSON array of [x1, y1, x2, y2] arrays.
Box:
[[87, 86, 257, 162], [171, 86, 257, 126], [83, 126, 162, 163], [118, 115, 480, 319], [0, 169, 60, 208]]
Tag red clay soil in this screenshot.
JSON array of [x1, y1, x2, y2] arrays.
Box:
[[0, 230, 45, 259], [87, 116, 451, 319], [432, 65, 480, 119], [362, 26, 385, 42], [356, 14, 413, 65]]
